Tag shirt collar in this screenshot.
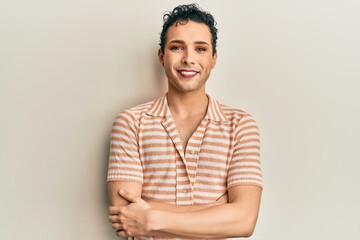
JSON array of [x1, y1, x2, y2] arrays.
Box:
[[146, 93, 228, 122]]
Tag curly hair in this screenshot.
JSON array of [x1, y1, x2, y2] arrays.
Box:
[[159, 3, 218, 56]]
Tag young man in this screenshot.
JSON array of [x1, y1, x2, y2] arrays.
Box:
[[107, 4, 263, 239]]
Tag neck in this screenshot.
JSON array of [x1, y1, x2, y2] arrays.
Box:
[[167, 88, 208, 119]]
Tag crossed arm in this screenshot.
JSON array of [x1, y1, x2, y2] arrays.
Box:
[[108, 181, 262, 238]]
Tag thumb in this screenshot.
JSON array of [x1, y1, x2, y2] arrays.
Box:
[[118, 189, 138, 203]]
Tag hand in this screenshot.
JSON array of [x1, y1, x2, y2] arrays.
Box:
[[108, 189, 152, 237]]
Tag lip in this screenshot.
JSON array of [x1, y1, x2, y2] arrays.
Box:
[[176, 68, 199, 78]]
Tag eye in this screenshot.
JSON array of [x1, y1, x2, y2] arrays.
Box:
[[196, 47, 207, 52], [170, 45, 184, 51]]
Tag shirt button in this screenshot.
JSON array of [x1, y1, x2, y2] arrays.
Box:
[[191, 150, 196, 155], [183, 189, 188, 193]]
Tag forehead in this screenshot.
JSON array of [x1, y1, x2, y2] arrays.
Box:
[[166, 20, 212, 43]]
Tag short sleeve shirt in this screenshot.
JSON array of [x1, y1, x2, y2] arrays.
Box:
[[107, 93, 263, 239]]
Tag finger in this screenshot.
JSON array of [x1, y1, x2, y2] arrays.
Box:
[[116, 230, 129, 238], [112, 223, 123, 230], [108, 215, 121, 223], [109, 206, 124, 214], [118, 189, 140, 203]]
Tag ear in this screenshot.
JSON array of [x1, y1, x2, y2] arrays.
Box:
[[158, 48, 164, 66], [211, 52, 217, 68]]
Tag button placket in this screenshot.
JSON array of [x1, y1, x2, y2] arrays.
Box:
[[186, 118, 208, 187]]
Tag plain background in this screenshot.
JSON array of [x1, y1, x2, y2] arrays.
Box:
[[1, 0, 359, 239]]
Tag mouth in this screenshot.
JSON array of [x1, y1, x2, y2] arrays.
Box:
[[177, 69, 199, 78]]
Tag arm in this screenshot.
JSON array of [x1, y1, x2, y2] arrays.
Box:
[[147, 193, 228, 212], [108, 182, 227, 211], [112, 185, 261, 238], [108, 181, 228, 237], [151, 185, 262, 238]]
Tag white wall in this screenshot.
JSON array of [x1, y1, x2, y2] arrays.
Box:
[[1, 0, 359, 239]]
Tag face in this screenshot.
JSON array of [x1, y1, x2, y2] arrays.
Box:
[[158, 20, 217, 94]]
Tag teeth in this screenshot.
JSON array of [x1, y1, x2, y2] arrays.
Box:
[[180, 71, 197, 76]]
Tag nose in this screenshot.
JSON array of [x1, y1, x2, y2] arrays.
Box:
[[181, 49, 195, 65]]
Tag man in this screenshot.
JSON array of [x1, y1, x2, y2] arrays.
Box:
[[107, 4, 263, 239]]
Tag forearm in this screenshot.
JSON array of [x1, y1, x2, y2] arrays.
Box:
[[149, 202, 258, 238], [144, 201, 221, 237], [148, 201, 218, 213]]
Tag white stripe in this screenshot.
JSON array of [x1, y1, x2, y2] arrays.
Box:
[[231, 155, 260, 161], [163, 118, 172, 125], [230, 161, 261, 168], [187, 138, 202, 144], [229, 175, 263, 181], [204, 129, 229, 136], [141, 125, 164, 130], [107, 169, 142, 175], [207, 123, 232, 130], [176, 169, 187, 174], [168, 129, 177, 137], [234, 141, 260, 150], [141, 139, 174, 145], [110, 148, 138, 156], [145, 163, 176, 169], [107, 175, 142, 181], [140, 146, 174, 153], [111, 133, 137, 145], [110, 140, 137, 149], [142, 154, 175, 161], [237, 129, 259, 137], [141, 118, 162, 124], [239, 134, 260, 141], [234, 148, 260, 155], [196, 167, 227, 177], [177, 176, 189, 182], [109, 162, 142, 169], [144, 179, 176, 184], [142, 193, 175, 200], [194, 183, 226, 190], [200, 144, 231, 153], [144, 171, 176, 176], [140, 131, 168, 137], [195, 175, 226, 182], [199, 152, 228, 160], [228, 168, 262, 174], [182, 161, 197, 167], [117, 112, 134, 125], [202, 137, 231, 144], [176, 184, 191, 190], [142, 186, 175, 192], [228, 178, 263, 185], [197, 160, 227, 169], [109, 156, 140, 162]]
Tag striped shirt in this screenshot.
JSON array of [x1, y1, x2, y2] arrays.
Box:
[[107, 93, 262, 239]]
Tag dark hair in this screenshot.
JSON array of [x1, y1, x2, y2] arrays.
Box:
[[159, 3, 218, 55]]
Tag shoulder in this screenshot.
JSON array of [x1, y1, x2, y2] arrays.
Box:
[[215, 99, 259, 135], [218, 101, 257, 123], [112, 98, 156, 126], [216, 102, 260, 144]]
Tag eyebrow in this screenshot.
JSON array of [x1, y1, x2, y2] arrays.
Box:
[[169, 40, 210, 45]]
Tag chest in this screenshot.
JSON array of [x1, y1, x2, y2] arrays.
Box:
[[173, 116, 204, 150], [138, 116, 234, 204]]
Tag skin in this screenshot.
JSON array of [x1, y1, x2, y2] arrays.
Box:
[[158, 20, 217, 151], [108, 20, 262, 238]]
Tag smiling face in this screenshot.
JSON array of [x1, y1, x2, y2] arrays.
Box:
[[158, 20, 217, 94]]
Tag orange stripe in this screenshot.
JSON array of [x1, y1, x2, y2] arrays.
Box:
[[108, 166, 142, 173]]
